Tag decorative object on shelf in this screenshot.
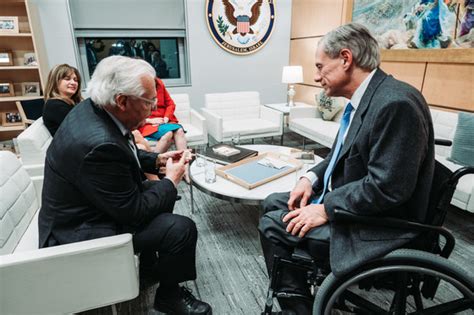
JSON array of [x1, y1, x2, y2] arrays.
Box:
[[205, 0, 276, 55], [0, 16, 19, 34], [0, 82, 14, 97], [315, 90, 344, 121], [1, 112, 23, 126], [21, 82, 40, 96], [0, 51, 13, 66], [282, 66, 303, 107], [23, 52, 37, 66]]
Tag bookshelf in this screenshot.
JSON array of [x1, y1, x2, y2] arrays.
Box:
[[0, 0, 44, 141]]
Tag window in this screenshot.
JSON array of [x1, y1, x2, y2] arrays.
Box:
[[69, 0, 189, 87], [77, 35, 188, 86]]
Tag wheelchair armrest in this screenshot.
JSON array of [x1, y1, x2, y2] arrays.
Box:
[[333, 209, 455, 258], [434, 138, 452, 146]]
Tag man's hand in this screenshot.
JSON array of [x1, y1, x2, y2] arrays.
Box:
[[288, 177, 313, 210], [147, 117, 165, 125], [157, 150, 193, 167], [283, 204, 328, 238], [165, 152, 187, 187]]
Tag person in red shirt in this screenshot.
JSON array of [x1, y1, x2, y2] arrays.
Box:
[[136, 77, 187, 153]]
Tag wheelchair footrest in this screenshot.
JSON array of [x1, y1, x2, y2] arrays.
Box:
[[275, 292, 313, 302]]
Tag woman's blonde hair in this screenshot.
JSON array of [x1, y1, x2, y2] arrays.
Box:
[[44, 64, 82, 105]]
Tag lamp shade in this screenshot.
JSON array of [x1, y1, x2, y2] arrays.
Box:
[[282, 66, 303, 84]]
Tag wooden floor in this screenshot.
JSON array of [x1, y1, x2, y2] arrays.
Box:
[[81, 132, 473, 315]]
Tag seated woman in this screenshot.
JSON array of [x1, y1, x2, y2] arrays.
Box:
[[137, 77, 187, 153], [42, 64, 82, 136]]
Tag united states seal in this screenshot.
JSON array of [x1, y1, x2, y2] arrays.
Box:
[[206, 0, 276, 55]]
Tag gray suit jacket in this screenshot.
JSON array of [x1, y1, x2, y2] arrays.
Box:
[[310, 69, 435, 276]]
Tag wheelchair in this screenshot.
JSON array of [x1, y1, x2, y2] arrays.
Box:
[[263, 140, 474, 314]]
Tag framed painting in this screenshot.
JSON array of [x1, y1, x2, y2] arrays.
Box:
[[347, 0, 474, 64]]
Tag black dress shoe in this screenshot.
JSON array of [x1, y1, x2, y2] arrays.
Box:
[[154, 287, 212, 315], [176, 195, 182, 201]]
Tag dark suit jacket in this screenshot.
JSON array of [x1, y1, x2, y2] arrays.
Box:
[[309, 69, 435, 276], [38, 98, 177, 248]]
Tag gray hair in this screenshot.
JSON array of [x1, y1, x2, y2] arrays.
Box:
[[318, 23, 380, 71], [86, 55, 156, 108]]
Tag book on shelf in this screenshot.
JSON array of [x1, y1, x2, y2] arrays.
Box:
[[203, 144, 258, 165]]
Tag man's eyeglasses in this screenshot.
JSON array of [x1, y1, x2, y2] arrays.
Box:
[[132, 95, 157, 106], [122, 94, 157, 106]]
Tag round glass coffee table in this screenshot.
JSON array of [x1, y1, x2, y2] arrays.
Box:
[[189, 144, 323, 212]]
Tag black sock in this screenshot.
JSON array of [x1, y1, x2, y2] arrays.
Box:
[[156, 283, 181, 298]]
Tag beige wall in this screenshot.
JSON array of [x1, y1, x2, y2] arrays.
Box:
[[289, 0, 474, 112]]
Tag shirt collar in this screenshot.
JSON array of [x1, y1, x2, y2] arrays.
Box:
[[349, 69, 377, 111], [105, 109, 129, 137]]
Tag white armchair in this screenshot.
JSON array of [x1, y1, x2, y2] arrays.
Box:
[[0, 151, 139, 314], [202, 91, 283, 142], [16, 117, 52, 177], [171, 93, 207, 146]]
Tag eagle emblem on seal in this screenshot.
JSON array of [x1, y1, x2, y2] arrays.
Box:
[[222, 0, 263, 36]]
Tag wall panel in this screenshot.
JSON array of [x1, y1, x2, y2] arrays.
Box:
[[380, 62, 426, 92], [423, 64, 474, 111], [294, 85, 323, 106], [291, 0, 344, 38], [290, 38, 320, 85]]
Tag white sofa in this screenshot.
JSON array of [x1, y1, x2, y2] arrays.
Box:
[[202, 91, 283, 143], [0, 151, 139, 314], [430, 108, 473, 213], [289, 105, 473, 213], [16, 117, 52, 177], [171, 93, 207, 146], [289, 106, 341, 148]]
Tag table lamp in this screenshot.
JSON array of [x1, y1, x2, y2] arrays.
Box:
[[282, 65, 303, 107]]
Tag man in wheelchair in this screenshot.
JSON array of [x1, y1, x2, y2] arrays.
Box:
[[259, 23, 474, 314]]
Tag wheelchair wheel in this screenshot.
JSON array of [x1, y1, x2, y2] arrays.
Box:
[[313, 249, 474, 315]]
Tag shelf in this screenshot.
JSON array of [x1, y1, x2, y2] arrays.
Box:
[[0, 125, 25, 132], [0, 96, 43, 103], [0, 66, 39, 70], [0, 33, 32, 37]]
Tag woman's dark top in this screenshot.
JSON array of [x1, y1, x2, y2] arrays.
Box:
[[42, 98, 74, 136]]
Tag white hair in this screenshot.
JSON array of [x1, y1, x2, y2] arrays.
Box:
[[86, 55, 156, 108], [319, 23, 380, 71]]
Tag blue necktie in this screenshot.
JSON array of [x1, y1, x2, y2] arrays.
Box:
[[313, 103, 354, 204]]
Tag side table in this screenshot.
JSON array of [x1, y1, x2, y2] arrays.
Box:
[[264, 102, 312, 145]]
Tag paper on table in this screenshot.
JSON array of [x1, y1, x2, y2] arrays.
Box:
[[257, 156, 293, 169]]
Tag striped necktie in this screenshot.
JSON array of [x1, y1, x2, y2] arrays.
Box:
[[313, 102, 354, 204]]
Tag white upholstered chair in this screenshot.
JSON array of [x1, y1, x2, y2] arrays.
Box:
[[201, 91, 283, 143], [171, 93, 207, 146], [16, 117, 52, 177], [0, 151, 139, 314]]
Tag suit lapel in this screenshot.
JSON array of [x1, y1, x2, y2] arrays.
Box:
[[337, 69, 388, 161]]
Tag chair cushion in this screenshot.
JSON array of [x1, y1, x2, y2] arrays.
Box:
[[181, 123, 204, 143], [17, 117, 52, 165], [436, 155, 473, 205], [0, 151, 38, 255], [205, 91, 261, 121], [171, 93, 191, 124], [222, 118, 280, 137], [290, 118, 339, 147], [448, 112, 474, 167]]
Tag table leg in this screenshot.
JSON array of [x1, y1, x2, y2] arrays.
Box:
[[190, 180, 195, 214]]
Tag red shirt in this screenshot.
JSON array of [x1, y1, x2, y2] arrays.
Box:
[[139, 77, 178, 137]]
